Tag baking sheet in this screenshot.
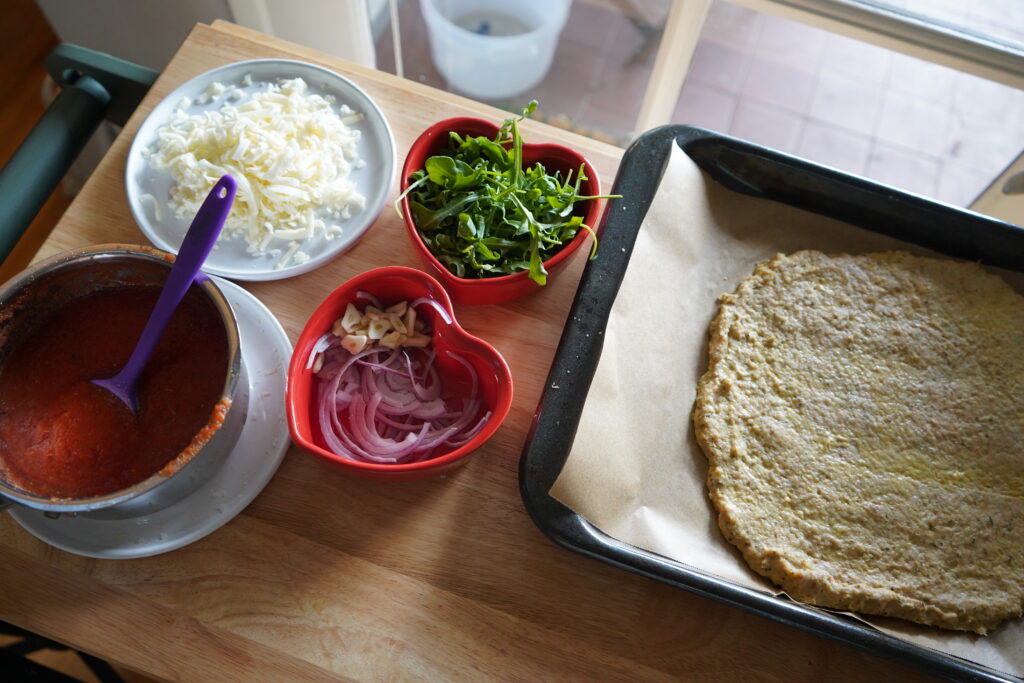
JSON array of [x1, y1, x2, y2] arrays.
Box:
[[548, 139, 1024, 677]]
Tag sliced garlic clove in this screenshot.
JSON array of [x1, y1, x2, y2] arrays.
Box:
[[342, 334, 368, 354]]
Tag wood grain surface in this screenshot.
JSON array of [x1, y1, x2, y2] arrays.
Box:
[[0, 21, 937, 682]]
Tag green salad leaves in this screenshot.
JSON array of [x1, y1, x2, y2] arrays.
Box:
[[399, 102, 614, 286]]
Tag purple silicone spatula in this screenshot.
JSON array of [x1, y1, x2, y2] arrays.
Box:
[[92, 174, 237, 413]]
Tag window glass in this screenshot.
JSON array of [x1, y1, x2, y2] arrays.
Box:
[[851, 0, 1024, 51], [672, 1, 1024, 206], [374, 0, 669, 145], [375, 0, 1023, 206]]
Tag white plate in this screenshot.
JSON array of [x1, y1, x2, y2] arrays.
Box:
[[8, 279, 292, 559], [125, 59, 396, 281]]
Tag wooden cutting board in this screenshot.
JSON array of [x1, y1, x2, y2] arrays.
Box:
[[0, 20, 934, 682]]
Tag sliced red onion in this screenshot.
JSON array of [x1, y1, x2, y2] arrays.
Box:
[[356, 359, 409, 378], [444, 349, 479, 398], [402, 351, 442, 402], [313, 325, 488, 464], [411, 297, 452, 325], [306, 332, 335, 370], [355, 290, 383, 309], [445, 411, 492, 447]]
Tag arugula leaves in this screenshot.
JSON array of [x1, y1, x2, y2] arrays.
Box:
[[400, 102, 612, 286]]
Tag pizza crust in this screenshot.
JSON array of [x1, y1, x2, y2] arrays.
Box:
[[693, 250, 1024, 634]]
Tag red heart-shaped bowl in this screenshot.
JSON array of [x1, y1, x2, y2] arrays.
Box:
[[400, 117, 603, 306], [286, 266, 513, 481]]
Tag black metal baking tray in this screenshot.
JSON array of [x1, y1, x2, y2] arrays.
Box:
[[518, 125, 1024, 683]]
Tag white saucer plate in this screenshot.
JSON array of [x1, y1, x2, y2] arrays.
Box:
[[9, 279, 292, 559], [125, 59, 396, 281]]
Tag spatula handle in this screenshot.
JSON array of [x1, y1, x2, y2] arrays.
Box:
[[116, 176, 237, 393]]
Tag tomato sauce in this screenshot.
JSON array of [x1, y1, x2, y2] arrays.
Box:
[[0, 286, 229, 499]]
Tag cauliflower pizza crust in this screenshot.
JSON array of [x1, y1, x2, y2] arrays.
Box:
[[693, 250, 1024, 634]]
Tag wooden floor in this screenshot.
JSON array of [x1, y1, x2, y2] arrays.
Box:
[[0, 0, 73, 284]]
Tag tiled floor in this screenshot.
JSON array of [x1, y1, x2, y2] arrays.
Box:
[[675, 2, 1023, 206], [376, 0, 1023, 208]]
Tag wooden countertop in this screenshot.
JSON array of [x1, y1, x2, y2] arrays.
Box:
[[0, 21, 935, 682]]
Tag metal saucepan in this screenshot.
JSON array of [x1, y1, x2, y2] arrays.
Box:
[[0, 244, 248, 519]]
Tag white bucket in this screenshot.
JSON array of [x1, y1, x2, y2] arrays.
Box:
[[420, 0, 571, 100]]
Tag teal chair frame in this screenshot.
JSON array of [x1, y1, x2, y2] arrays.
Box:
[[0, 44, 158, 262]]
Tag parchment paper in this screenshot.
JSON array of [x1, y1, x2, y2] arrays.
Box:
[[550, 141, 1023, 676]]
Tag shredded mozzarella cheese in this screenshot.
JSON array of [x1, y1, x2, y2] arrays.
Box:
[[145, 77, 366, 268]]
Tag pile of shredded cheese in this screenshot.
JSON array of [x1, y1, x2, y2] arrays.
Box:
[[145, 76, 366, 269]]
